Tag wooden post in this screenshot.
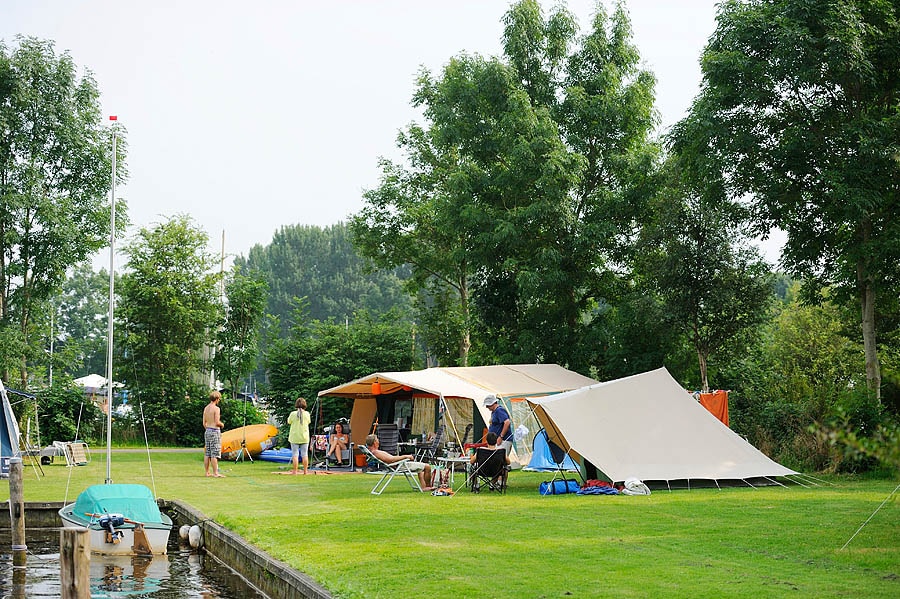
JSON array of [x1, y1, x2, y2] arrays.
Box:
[[9, 457, 26, 567], [11, 566, 26, 599], [60, 527, 91, 599]]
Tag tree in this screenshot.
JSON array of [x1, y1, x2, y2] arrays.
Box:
[[118, 215, 221, 443], [213, 267, 268, 398], [482, 0, 657, 368], [693, 0, 900, 399], [54, 264, 112, 377], [266, 308, 414, 427], [0, 37, 125, 386], [644, 113, 775, 392], [727, 286, 873, 470], [352, 1, 657, 370], [239, 223, 411, 329]]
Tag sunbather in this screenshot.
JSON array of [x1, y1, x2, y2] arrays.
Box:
[[365, 434, 434, 491], [326, 423, 349, 465]]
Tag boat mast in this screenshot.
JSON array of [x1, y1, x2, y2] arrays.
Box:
[[105, 116, 117, 485]]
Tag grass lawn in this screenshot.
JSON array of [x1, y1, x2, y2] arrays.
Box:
[[4, 450, 898, 598]]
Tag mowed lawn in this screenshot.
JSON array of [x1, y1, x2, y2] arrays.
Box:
[[4, 450, 898, 598]]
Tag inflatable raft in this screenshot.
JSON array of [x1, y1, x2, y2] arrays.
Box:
[[220, 424, 278, 460]]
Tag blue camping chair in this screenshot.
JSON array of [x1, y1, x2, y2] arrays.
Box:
[[536, 429, 582, 487]]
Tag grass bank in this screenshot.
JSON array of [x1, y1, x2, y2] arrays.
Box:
[[4, 451, 898, 598]]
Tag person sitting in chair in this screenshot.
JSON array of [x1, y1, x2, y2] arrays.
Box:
[[326, 423, 349, 465], [469, 432, 509, 465], [469, 432, 510, 491], [365, 434, 434, 491]]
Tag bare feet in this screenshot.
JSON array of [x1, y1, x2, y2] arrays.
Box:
[[422, 486, 435, 492], [213, 473, 225, 478]]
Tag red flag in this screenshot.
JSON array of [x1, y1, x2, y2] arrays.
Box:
[[109, 115, 118, 121]]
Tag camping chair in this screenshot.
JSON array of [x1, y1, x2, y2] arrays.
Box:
[[546, 433, 581, 487], [54, 441, 91, 467], [375, 423, 399, 456], [359, 444, 423, 495], [468, 447, 510, 494], [414, 424, 445, 463]]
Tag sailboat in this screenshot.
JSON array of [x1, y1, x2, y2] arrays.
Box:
[[59, 117, 172, 555]]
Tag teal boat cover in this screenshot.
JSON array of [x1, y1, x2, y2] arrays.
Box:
[[72, 484, 166, 524]]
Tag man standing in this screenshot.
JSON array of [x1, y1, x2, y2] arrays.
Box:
[[203, 390, 225, 477], [484, 395, 512, 454]]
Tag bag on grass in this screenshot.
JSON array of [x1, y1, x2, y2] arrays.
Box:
[[539, 479, 580, 495]]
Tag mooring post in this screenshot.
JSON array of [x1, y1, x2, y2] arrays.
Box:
[[60, 527, 91, 599], [11, 567, 26, 599], [9, 457, 26, 567]]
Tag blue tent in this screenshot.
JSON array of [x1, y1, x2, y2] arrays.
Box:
[[1, 379, 23, 478], [525, 429, 579, 472]]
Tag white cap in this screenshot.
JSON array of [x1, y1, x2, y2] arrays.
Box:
[[483, 394, 499, 407]]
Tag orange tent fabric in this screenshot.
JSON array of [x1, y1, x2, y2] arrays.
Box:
[[699, 390, 729, 427]]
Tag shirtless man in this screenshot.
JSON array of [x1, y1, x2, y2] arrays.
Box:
[[203, 391, 225, 477], [365, 434, 434, 491]]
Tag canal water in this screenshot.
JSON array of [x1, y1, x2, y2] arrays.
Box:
[[0, 528, 269, 598]]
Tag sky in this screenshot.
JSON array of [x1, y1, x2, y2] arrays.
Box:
[[4, 1, 782, 267]]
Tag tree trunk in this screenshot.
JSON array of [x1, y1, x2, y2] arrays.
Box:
[[697, 348, 709, 394], [858, 261, 881, 402], [458, 274, 470, 367]]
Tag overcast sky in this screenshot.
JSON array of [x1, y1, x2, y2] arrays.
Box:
[[5, 1, 781, 268]]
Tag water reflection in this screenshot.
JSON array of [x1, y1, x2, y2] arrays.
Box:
[[92, 554, 168, 597], [0, 528, 268, 598]]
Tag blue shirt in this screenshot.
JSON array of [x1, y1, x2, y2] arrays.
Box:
[[488, 405, 512, 441]]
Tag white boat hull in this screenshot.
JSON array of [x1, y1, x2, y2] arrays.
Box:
[[59, 505, 172, 555]]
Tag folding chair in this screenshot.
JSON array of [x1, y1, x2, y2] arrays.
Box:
[[414, 424, 445, 463], [359, 445, 423, 495], [468, 448, 510, 494], [545, 432, 581, 487]]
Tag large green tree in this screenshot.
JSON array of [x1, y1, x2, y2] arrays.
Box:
[[213, 267, 268, 398], [118, 215, 221, 443], [54, 264, 111, 378], [266, 308, 414, 427], [239, 223, 410, 332], [352, 1, 657, 371], [693, 0, 900, 400], [646, 108, 775, 392], [0, 37, 124, 386]]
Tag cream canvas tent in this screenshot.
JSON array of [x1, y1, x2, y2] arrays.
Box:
[[318, 364, 598, 450], [528, 367, 798, 486]]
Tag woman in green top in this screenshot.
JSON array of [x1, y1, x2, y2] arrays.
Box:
[[287, 397, 311, 474]]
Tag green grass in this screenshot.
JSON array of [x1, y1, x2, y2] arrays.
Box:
[[5, 451, 899, 598]]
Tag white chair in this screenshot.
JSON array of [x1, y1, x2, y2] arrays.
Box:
[[359, 445, 422, 495]]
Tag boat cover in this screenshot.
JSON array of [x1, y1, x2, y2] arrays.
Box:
[[73, 483, 167, 524]]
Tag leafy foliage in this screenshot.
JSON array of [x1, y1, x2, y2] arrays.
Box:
[[0, 37, 125, 385], [213, 267, 268, 398], [638, 152, 774, 391], [266, 309, 414, 428], [54, 264, 112, 377], [692, 0, 900, 398], [725, 287, 878, 471], [32, 383, 103, 445], [238, 223, 411, 333], [353, 1, 658, 371], [118, 215, 222, 444]]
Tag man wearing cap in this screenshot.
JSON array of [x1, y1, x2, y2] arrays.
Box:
[[484, 395, 512, 454]]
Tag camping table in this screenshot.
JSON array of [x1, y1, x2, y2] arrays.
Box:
[[397, 441, 419, 455], [436, 456, 471, 485]]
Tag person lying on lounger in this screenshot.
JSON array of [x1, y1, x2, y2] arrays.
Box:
[[364, 434, 434, 491]]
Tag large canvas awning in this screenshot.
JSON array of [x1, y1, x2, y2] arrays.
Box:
[[528, 367, 798, 485], [319, 364, 598, 447]]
